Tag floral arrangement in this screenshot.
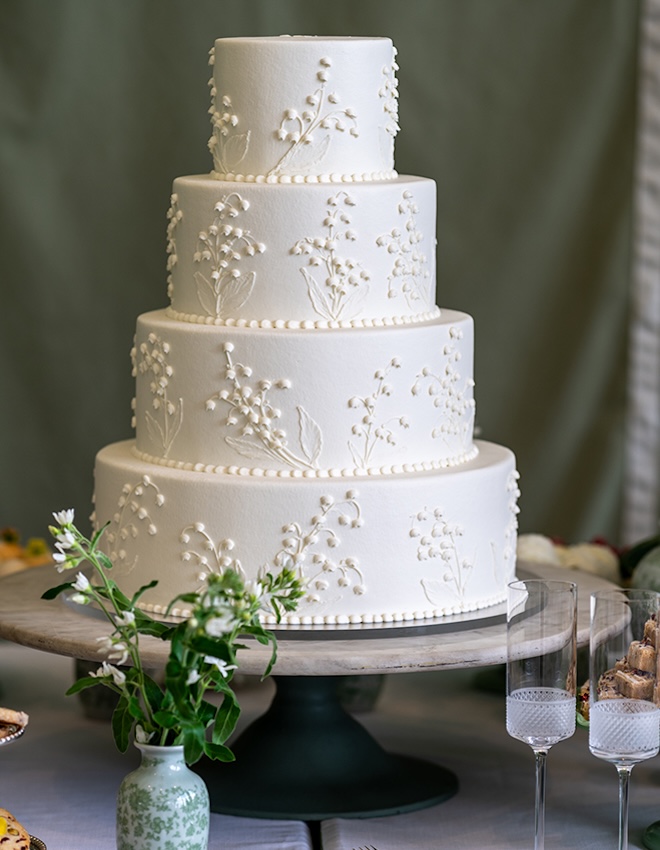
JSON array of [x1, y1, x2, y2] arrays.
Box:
[[44, 510, 304, 765], [516, 533, 621, 583], [516, 530, 660, 586]]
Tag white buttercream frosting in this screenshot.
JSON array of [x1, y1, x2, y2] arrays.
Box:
[[208, 36, 399, 182], [94, 440, 518, 624], [93, 34, 520, 626], [167, 175, 437, 326], [132, 309, 476, 473]]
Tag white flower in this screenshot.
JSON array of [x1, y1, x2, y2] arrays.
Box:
[[186, 669, 201, 686], [91, 661, 126, 687], [96, 635, 114, 654], [72, 572, 90, 592], [69, 593, 88, 606], [203, 656, 238, 678], [135, 725, 154, 744], [204, 611, 236, 637], [95, 635, 130, 666], [114, 610, 136, 628], [244, 580, 264, 599], [52, 548, 68, 567], [53, 508, 75, 526], [55, 529, 76, 549]]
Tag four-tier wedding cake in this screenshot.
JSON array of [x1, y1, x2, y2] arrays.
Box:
[[93, 35, 520, 626]]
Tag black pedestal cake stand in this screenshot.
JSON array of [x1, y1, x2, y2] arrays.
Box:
[[196, 674, 458, 820]]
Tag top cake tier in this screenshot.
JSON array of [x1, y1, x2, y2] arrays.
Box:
[[209, 36, 399, 182]]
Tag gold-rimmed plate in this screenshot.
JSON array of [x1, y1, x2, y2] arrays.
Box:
[[30, 837, 47, 850], [0, 723, 25, 745]]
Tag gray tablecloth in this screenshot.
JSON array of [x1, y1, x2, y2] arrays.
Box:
[[1, 640, 660, 849], [0, 641, 312, 850]]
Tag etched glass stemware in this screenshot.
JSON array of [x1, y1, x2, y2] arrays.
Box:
[[506, 579, 577, 850], [589, 588, 660, 850]]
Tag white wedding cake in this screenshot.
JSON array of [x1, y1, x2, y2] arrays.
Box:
[[93, 35, 520, 625]]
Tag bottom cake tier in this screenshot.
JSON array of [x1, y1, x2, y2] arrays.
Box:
[[93, 439, 519, 625]]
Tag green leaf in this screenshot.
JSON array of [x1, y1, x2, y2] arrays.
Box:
[[203, 740, 236, 763], [204, 665, 235, 689], [166, 592, 201, 614], [111, 697, 134, 753], [152, 710, 180, 730], [130, 580, 159, 606], [141, 672, 165, 713], [212, 691, 241, 744], [122, 665, 141, 684], [126, 694, 147, 722], [96, 551, 115, 572], [245, 622, 275, 643], [262, 640, 278, 679], [167, 624, 187, 660], [163, 661, 197, 719], [165, 654, 184, 677], [188, 634, 235, 660], [182, 724, 206, 765], [65, 676, 104, 695], [89, 522, 111, 550], [95, 582, 132, 610], [133, 611, 171, 638], [197, 699, 216, 728], [41, 582, 73, 600]]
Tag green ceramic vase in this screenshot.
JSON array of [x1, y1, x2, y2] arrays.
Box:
[[116, 743, 209, 850]]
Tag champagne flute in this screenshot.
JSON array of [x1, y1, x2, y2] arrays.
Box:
[[589, 588, 660, 850], [506, 579, 577, 850]]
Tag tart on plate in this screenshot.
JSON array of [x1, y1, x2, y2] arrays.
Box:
[[0, 806, 31, 849]]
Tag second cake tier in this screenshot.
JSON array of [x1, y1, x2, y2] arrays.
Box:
[[167, 174, 437, 327], [132, 308, 476, 474]]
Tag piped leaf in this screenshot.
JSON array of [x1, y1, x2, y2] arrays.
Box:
[[301, 268, 334, 321], [222, 131, 250, 171], [297, 406, 322, 466], [225, 436, 273, 461], [217, 271, 256, 316]]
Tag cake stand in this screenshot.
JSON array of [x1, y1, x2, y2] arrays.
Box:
[[0, 562, 608, 821]]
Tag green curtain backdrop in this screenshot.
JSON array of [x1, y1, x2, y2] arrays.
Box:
[[0, 0, 640, 546]]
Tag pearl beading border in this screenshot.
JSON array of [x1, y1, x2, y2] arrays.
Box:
[[165, 305, 442, 329], [210, 169, 398, 184], [137, 586, 506, 625], [130, 443, 480, 478]]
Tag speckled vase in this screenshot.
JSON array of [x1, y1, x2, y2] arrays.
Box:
[[116, 744, 209, 850]]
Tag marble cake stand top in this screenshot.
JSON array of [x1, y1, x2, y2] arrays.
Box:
[[0, 562, 611, 676]]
